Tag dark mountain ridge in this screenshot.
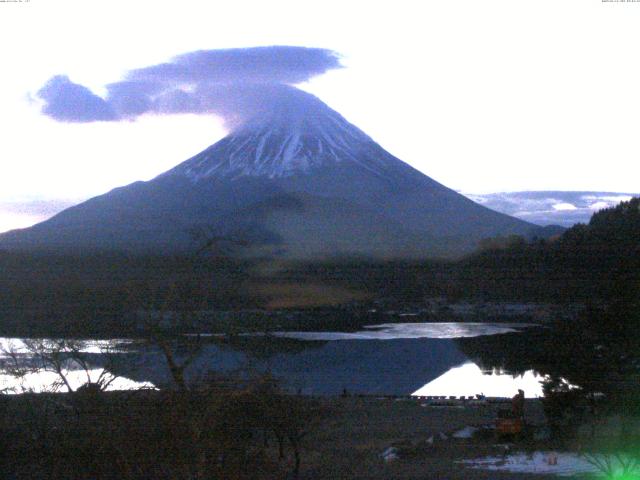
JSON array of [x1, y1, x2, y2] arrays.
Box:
[[0, 89, 541, 259]]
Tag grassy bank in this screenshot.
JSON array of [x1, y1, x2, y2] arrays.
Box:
[[0, 388, 555, 480]]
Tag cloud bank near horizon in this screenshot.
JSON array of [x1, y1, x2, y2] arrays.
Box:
[[35, 46, 342, 129], [466, 191, 637, 227]]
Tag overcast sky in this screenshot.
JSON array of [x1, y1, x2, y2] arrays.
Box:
[[1, 0, 639, 232]]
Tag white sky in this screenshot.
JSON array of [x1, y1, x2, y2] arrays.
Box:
[[1, 0, 639, 232]]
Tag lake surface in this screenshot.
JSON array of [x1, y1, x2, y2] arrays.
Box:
[[0, 323, 544, 397], [268, 322, 537, 340]]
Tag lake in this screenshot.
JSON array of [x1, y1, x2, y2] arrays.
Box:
[[0, 322, 546, 397]]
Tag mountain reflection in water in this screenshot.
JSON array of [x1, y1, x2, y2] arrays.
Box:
[[412, 363, 544, 398], [0, 323, 540, 396], [120, 323, 540, 396]]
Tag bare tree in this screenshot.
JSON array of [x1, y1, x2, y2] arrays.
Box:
[[152, 332, 206, 391], [0, 338, 120, 393]]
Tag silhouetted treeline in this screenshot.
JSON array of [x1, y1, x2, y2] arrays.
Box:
[[457, 197, 640, 302], [456, 199, 640, 438], [1, 198, 637, 336], [0, 380, 324, 479], [0, 253, 252, 336], [278, 197, 639, 304]]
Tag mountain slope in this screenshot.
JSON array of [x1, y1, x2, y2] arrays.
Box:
[[0, 89, 540, 258]]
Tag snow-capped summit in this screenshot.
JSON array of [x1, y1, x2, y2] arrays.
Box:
[[164, 89, 394, 181]]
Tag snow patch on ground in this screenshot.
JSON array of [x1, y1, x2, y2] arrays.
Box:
[[381, 446, 399, 463], [452, 426, 479, 439], [463, 451, 632, 477]]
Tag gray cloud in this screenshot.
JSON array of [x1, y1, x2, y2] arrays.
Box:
[[465, 191, 639, 227], [37, 76, 117, 122], [128, 46, 341, 84], [36, 46, 342, 127]]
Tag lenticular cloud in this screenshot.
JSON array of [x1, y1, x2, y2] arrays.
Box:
[[35, 46, 342, 128]]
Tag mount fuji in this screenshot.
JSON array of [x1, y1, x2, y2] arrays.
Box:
[[0, 89, 543, 258]]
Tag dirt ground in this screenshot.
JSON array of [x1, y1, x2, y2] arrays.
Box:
[[299, 396, 561, 479]]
